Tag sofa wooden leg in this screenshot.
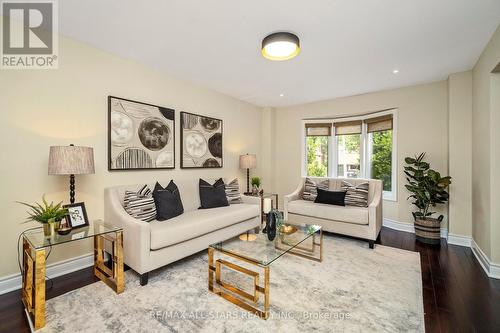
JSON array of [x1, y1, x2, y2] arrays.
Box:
[[369, 240, 375, 249], [140, 272, 149, 286]]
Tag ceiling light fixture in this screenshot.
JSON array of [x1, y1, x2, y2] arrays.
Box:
[[392, 69, 400, 74], [279, 93, 284, 97], [262, 32, 300, 61]]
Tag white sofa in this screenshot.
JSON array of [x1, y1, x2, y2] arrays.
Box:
[[104, 179, 261, 285], [284, 177, 383, 248]]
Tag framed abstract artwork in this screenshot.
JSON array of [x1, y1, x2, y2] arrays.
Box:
[[180, 112, 223, 168], [108, 96, 175, 170]]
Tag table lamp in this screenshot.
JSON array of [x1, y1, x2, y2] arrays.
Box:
[[239, 153, 256, 194], [48, 144, 95, 203]]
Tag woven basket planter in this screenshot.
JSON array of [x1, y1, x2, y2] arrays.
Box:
[[414, 217, 441, 245]]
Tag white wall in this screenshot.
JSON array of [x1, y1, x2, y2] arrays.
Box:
[[0, 37, 263, 278], [472, 24, 500, 261], [272, 81, 449, 226], [448, 71, 473, 238]]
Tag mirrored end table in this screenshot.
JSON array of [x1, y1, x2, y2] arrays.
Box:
[[21, 220, 124, 330]]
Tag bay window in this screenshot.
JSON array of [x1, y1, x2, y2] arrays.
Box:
[[303, 110, 396, 200]]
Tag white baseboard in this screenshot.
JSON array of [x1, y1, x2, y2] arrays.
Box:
[[471, 240, 500, 279], [383, 218, 499, 280], [0, 253, 94, 295], [383, 218, 448, 238], [447, 233, 472, 247]]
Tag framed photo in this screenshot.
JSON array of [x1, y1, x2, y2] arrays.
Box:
[[64, 202, 89, 229], [108, 96, 175, 170], [180, 112, 223, 168]]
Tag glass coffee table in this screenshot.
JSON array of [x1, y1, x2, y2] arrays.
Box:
[[21, 220, 124, 330], [208, 223, 323, 319]]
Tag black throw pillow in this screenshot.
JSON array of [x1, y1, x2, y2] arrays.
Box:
[[314, 188, 346, 206], [199, 178, 229, 209], [152, 181, 184, 221]]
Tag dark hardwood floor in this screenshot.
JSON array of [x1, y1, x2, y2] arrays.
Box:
[[1, 227, 499, 333]]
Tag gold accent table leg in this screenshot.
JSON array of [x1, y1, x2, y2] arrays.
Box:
[[33, 248, 46, 330], [114, 231, 125, 293], [94, 232, 125, 294], [275, 229, 323, 262], [263, 266, 270, 319], [207, 248, 270, 319], [319, 229, 324, 262], [208, 248, 214, 292]]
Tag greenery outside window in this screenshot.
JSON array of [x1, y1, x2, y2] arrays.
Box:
[[305, 123, 330, 177], [303, 110, 397, 200]]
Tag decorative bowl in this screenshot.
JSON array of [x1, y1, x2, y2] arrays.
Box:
[[279, 225, 297, 235], [57, 227, 72, 235]]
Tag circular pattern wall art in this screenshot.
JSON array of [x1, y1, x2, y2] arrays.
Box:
[[181, 112, 223, 168], [108, 96, 175, 170]]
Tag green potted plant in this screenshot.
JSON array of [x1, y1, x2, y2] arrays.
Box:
[[18, 195, 68, 237], [251, 176, 261, 195], [404, 153, 451, 244]]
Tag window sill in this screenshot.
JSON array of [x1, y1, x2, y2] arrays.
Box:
[[383, 192, 397, 202]]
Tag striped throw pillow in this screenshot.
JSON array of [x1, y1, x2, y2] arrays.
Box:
[[123, 185, 157, 222], [302, 178, 329, 201], [341, 181, 369, 207], [225, 178, 243, 204]]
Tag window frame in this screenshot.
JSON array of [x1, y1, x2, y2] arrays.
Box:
[[302, 109, 397, 201]]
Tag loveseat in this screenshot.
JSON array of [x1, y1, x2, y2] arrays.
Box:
[[104, 179, 261, 285], [284, 177, 382, 248]]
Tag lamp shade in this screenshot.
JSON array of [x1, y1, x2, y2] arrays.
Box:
[[48, 146, 95, 175], [239, 154, 256, 169]]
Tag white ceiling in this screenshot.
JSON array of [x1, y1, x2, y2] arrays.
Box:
[[60, 0, 500, 107]]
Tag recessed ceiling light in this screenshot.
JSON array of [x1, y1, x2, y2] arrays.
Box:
[[279, 93, 284, 97], [262, 32, 300, 61], [392, 69, 400, 74]]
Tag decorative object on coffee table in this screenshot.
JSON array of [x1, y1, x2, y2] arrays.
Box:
[[265, 209, 282, 241], [180, 112, 222, 168], [48, 145, 95, 203], [405, 152, 451, 244], [239, 153, 256, 194], [17, 195, 68, 237], [108, 96, 175, 170], [63, 202, 89, 229]]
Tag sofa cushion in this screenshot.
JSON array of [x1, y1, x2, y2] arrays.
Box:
[[287, 200, 368, 225], [149, 204, 259, 250], [153, 181, 184, 221], [303, 177, 329, 201], [314, 188, 346, 206], [123, 185, 156, 222], [199, 178, 229, 209], [341, 180, 369, 207], [225, 178, 243, 204]]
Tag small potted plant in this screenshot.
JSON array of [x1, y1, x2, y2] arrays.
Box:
[[404, 153, 451, 244], [251, 176, 261, 195], [18, 195, 68, 237]]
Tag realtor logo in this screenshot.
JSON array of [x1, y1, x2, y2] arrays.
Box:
[[1, 0, 58, 69]]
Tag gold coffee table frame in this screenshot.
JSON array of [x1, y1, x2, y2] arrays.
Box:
[[208, 228, 323, 319], [21, 226, 124, 330]]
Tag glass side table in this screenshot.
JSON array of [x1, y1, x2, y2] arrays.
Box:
[[21, 220, 124, 330], [244, 192, 279, 224]]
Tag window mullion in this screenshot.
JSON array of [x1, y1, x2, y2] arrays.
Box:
[[331, 127, 337, 177]]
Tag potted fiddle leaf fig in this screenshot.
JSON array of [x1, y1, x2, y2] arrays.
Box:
[[18, 195, 68, 237], [404, 153, 451, 244]]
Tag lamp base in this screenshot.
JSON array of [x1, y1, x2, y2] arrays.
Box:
[[239, 233, 257, 242]]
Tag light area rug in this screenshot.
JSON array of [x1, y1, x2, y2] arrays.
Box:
[[40, 235, 424, 333]]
